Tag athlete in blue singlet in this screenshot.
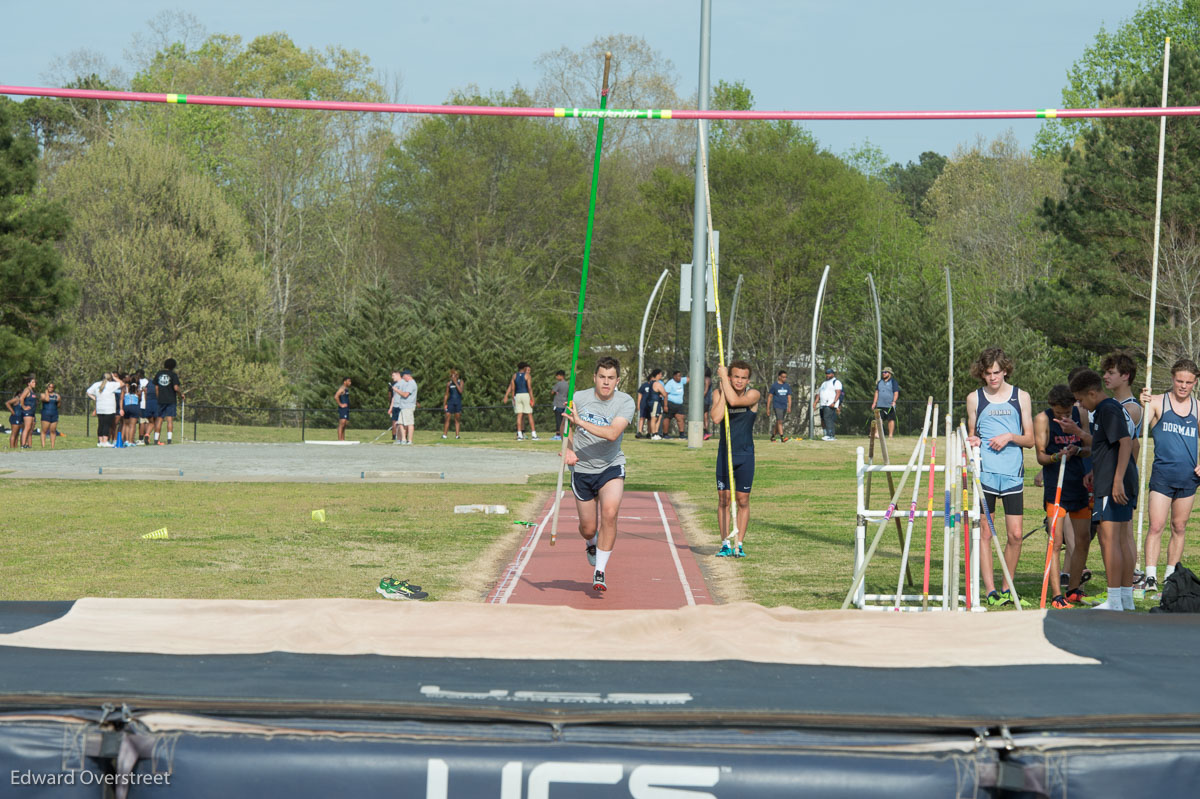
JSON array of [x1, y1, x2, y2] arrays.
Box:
[[1034, 385, 1091, 608], [712, 361, 761, 559], [1100, 351, 1142, 607], [18, 376, 37, 449], [967, 348, 1035, 606], [39, 383, 62, 448], [503, 362, 538, 441], [335, 377, 352, 441], [5, 391, 22, 450], [442, 368, 464, 439], [1137, 358, 1200, 593]]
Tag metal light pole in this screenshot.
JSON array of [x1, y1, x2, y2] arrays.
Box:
[[638, 268, 671, 386], [686, 0, 712, 449]]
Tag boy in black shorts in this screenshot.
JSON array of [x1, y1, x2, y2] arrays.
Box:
[[1071, 368, 1136, 611], [564, 357, 636, 592]]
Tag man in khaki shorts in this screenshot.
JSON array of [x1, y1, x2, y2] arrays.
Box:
[[393, 369, 418, 445], [503, 361, 538, 440]]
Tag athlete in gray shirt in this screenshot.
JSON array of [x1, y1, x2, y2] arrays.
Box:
[[564, 356, 636, 593]]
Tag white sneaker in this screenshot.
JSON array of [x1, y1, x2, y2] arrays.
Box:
[[822, 435, 832, 441], [531, 432, 539, 440], [651, 434, 662, 441], [442, 434, 447, 439], [517, 433, 524, 441]]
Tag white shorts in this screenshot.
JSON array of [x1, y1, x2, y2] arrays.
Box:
[[397, 407, 414, 426], [513, 393, 533, 414]]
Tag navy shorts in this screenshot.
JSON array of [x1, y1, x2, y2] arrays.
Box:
[[390, 407, 400, 422], [338, 406, 350, 420], [716, 453, 755, 493], [1097, 495, 1136, 523], [41, 414, 58, 424], [125, 405, 140, 419], [571, 464, 625, 502], [8, 412, 20, 426], [446, 402, 462, 415], [159, 403, 177, 418], [1149, 471, 1200, 500], [639, 401, 653, 420], [144, 403, 159, 419]]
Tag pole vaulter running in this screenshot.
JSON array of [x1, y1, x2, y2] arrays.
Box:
[[549, 53, 611, 548]]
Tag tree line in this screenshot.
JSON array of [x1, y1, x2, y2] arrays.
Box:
[[3, 3, 1200, 421]]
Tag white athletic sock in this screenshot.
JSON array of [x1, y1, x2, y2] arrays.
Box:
[[153, 433, 159, 442], [1147, 565, 1158, 580], [1121, 586, 1134, 610], [1166, 564, 1176, 579], [167, 432, 172, 442], [595, 548, 612, 573]]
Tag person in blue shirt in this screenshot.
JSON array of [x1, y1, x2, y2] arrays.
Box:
[[503, 362, 538, 441], [872, 367, 901, 440], [1137, 358, 1200, 594], [334, 377, 352, 441], [662, 370, 688, 439], [768, 370, 793, 442], [966, 348, 1035, 607]]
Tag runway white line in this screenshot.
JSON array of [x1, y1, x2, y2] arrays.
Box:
[[492, 492, 558, 604], [654, 491, 695, 607]]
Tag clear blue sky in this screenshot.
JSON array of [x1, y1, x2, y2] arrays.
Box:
[[2, 0, 1147, 164]]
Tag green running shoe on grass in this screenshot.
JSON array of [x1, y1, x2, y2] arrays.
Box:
[[734, 543, 747, 558], [715, 541, 735, 557], [377, 576, 428, 600]]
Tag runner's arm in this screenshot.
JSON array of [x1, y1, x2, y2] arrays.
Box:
[[1033, 412, 1053, 467]]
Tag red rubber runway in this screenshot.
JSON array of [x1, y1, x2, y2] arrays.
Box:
[[488, 491, 712, 609]]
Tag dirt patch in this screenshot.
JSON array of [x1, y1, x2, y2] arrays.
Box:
[[450, 489, 550, 602], [671, 490, 749, 605]]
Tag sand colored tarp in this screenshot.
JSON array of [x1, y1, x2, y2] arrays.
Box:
[[0, 599, 1095, 667]]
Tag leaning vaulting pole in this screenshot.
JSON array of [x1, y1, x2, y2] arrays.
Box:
[[726, 274, 745, 363], [867, 273, 883, 381], [946, 268, 955, 425], [697, 123, 738, 548], [1137, 37, 1172, 570], [638, 268, 671, 390], [549, 53, 611, 546], [808, 265, 832, 440]]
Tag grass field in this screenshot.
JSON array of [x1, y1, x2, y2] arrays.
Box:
[[2, 417, 1195, 610]]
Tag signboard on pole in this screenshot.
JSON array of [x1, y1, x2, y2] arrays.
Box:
[[679, 230, 718, 312]]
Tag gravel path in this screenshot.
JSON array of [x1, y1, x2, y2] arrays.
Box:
[[0, 442, 562, 484]]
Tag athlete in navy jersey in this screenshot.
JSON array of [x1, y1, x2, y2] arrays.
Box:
[[503, 362, 537, 441], [5, 392, 22, 450], [712, 360, 761, 559], [39, 384, 62, 448], [1034, 385, 1091, 607], [1137, 358, 1200, 592], [442, 368, 464, 439], [335, 377, 352, 441], [966, 348, 1035, 605], [18, 376, 37, 449]]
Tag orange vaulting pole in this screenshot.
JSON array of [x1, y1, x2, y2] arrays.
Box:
[[1040, 453, 1070, 608]]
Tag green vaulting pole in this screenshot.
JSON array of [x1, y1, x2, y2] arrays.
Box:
[[550, 52, 612, 546]]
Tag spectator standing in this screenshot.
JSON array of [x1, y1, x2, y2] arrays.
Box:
[[87, 372, 121, 447], [814, 368, 843, 441], [872, 368, 901, 439], [551, 370, 569, 441], [152, 358, 184, 445], [503, 362, 538, 441], [442, 368, 464, 440], [394, 369, 418, 445], [768, 370, 793, 442], [663, 370, 689, 439]]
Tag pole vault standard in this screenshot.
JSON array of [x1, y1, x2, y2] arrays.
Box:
[[549, 53, 611, 547], [808, 265, 831, 440], [9, 84, 1200, 122], [1136, 37, 1172, 570], [638, 268, 671, 391]]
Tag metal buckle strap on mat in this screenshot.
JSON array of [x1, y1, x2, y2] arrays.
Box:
[[76, 704, 172, 799]]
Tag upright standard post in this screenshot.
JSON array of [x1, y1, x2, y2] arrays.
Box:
[[1136, 37, 1172, 570], [943, 413, 955, 610], [808, 264, 832, 440], [867, 273, 883, 380], [855, 446, 867, 608], [638, 268, 671, 387], [686, 0, 713, 449], [549, 53, 611, 546]]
